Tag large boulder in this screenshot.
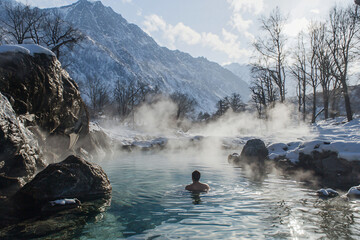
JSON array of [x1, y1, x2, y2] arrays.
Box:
[[0, 45, 89, 137], [13, 155, 111, 215], [0, 93, 45, 195], [298, 150, 360, 189], [239, 139, 268, 166]]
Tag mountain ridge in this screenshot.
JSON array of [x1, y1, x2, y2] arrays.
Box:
[[57, 0, 251, 113], [2, 0, 250, 113]]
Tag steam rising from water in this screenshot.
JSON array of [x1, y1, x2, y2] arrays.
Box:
[[129, 99, 314, 143], [96, 99, 316, 180], [90, 98, 327, 195]]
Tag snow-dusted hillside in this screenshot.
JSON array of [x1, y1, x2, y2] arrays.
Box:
[[49, 0, 250, 113], [223, 63, 252, 85]]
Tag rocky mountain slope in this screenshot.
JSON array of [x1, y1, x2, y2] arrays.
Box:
[[52, 0, 250, 112], [223, 63, 252, 85]]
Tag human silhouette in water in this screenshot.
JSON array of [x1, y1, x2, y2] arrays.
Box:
[[185, 170, 210, 192]]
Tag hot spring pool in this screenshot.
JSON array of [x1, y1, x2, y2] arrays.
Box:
[[72, 150, 360, 239]]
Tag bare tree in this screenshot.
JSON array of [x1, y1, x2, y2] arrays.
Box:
[[29, 8, 45, 44], [250, 61, 278, 117], [170, 92, 197, 120], [41, 11, 83, 59], [311, 22, 336, 119], [228, 93, 246, 113], [214, 98, 230, 117], [197, 112, 211, 122], [113, 79, 155, 119], [82, 76, 110, 115], [253, 7, 288, 102], [307, 24, 322, 123], [290, 32, 307, 121], [0, 27, 4, 44], [1, 3, 44, 44], [327, 4, 359, 121], [1, 4, 82, 60]]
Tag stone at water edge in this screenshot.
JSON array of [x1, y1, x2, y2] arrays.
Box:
[[13, 155, 111, 214], [316, 188, 339, 198], [228, 153, 240, 165], [346, 185, 360, 198], [239, 139, 268, 165]]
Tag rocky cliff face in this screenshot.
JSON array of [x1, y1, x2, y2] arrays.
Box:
[[0, 47, 89, 137], [0, 44, 92, 196], [0, 46, 112, 234], [0, 93, 46, 196]]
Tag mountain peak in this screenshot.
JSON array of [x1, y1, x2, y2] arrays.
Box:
[[56, 2, 250, 112], [76, 0, 101, 5], [63, 0, 105, 11]]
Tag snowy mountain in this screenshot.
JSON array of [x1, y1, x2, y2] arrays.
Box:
[[49, 0, 250, 113], [223, 63, 252, 85]]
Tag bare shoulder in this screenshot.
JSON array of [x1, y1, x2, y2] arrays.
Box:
[[185, 184, 192, 190]]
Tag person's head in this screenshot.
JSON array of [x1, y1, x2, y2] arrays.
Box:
[[192, 170, 201, 182]]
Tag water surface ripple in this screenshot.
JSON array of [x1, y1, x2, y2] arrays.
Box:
[[78, 151, 360, 239]]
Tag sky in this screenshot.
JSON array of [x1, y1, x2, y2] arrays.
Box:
[[17, 0, 354, 66]]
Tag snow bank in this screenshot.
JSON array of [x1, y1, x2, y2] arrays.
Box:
[[0, 44, 55, 57], [0, 45, 30, 55], [268, 117, 360, 163]]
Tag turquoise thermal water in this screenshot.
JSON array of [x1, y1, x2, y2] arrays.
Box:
[[76, 150, 360, 239]]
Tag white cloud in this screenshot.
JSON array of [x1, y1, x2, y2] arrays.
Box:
[[227, 0, 264, 15], [202, 29, 251, 60], [143, 15, 201, 47], [143, 14, 250, 61], [230, 12, 252, 32], [244, 31, 255, 42], [143, 14, 167, 33], [284, 17, 310, 37], [168, 23, 202, 45], [310, 9, 320, 14], [227, 0, 258, 37]]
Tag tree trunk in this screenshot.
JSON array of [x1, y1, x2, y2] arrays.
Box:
[[323, 89, 329, 119], [302, 80, 306, 121], [312, 90, 317, 123], [342, 82, 353, 121]]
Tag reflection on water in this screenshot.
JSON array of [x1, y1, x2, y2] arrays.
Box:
[[191, 192, 202, 205], [75, 151, 360, 239]]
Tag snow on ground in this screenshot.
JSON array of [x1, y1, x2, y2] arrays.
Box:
[[268, 116, 360, 163], [0, 44, 55, 57], [90, 121, 180, 149]]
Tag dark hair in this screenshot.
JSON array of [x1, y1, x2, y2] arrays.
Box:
[[192, 170, 201, 181]]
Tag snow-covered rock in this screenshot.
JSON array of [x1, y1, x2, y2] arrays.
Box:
[[0, 44, 55, 57], [49, 198, 78, 206], [316, 188, 339, 198], [268, 117, 360, 163], [346, 185, 360, 198]]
